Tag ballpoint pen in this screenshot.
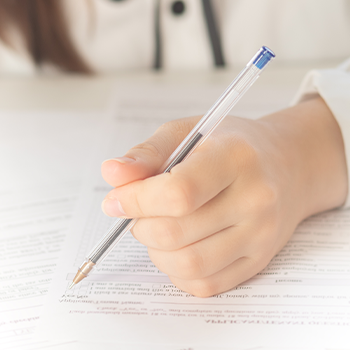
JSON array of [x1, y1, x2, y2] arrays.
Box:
[[69, 46, 275, 289]]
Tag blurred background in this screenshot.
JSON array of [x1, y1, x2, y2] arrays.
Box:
[[1, 0, 350, 189]]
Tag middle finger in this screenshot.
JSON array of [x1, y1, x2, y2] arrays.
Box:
[[132, 184, 244, 250], [103, 130, 239, 219]]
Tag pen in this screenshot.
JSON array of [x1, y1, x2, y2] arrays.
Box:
[[69, 46, 275, 289]]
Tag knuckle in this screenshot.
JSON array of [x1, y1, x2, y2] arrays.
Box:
[[248, 253, 273, 274], [258, 182, 279, 207], [129, 181, 146, 217], [255, 183, 278, 211], [158, 119, 192, 135], [187, 279, 217, 298], [176, 247, 204, 279], [154, 120, 194, 155], [147, 248, 165, 273], [164, 176, 195, 217], [130, 221, 140, 240], [246, 218, 280, 257], [231, 137, 259, 170], [131, 141, 163, 161], [245, 181, 279, 215], [131, 219, 151, 245], [151, 218, 184, 250]]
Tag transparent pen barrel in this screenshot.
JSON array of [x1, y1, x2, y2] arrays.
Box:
[[161, 64, 261, 172], [85, 64, 262, 267], [87, 218, 137, 266]]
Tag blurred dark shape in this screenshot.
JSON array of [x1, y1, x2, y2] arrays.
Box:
[[0, 0, 92, 73]]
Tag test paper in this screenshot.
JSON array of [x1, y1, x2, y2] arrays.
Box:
[[39, 118, 350, 349]]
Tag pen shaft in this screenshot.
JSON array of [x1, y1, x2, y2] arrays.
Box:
[[89, 218, 134, 263]]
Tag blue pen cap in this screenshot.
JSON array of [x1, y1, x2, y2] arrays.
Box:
[[253, 46, 275, 69]]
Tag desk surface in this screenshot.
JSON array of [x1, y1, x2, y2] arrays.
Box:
[[0, 62, 335, 111]]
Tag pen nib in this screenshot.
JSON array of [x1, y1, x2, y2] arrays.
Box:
[[68, 282, 75, 290]]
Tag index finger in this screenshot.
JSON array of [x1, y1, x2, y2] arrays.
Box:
[[102, 133, 239, 218], [101, 117, 200, 188]]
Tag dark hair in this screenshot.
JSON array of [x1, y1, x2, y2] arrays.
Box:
[[0, 0, 92, 73]]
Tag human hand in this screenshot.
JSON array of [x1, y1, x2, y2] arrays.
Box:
[[101, 98, 347, 297]]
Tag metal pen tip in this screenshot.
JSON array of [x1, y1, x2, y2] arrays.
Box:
[[68, 282, 76, 290]]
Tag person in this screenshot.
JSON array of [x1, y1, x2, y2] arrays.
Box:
[[1, 0, 349, 297]]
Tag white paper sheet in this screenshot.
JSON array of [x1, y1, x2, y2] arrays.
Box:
[[39, 115, 350, 349], [0, 184, 80, 349], [0, 110, 108, 350]]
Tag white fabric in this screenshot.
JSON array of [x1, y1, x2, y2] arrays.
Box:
[[1, 0, 350, 72], [293, 62, 350, 207], [69, 0, 350, 70]]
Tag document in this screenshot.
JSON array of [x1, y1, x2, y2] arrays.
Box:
[[0, 184, 80, 350], [39, 115, 350, 349], [0, 110, 109, 350], [4, 79, 347, 349]]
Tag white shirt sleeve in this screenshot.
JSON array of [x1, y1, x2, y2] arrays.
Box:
[[292, 59, 350, 206]]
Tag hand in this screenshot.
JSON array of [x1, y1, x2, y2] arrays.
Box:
[[101, 97, 347, 297]]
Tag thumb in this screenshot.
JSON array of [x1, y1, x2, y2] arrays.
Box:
[[101, 116, 200, 188]]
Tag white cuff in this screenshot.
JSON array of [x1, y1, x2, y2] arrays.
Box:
[[292, 59, 350, 207]]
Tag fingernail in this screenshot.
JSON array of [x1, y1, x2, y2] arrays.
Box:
[[102, 157, 135, 165], [102, 198, 127, 217]]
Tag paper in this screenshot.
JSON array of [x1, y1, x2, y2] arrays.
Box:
[[0, 111, 106, 193], [0, 109, 109, 350], [0, 184, 80, 350], [0, 84, 232, 350], [4, 77, 346, 349], [39, 115, 350, 349]]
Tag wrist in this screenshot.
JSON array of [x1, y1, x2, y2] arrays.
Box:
[[260, 97, 348, 220]]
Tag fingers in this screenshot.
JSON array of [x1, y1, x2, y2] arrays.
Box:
[[146, 225, 256, 281], [168, 255, 270, 298], [102, 131, 239, 218], [101, 117, 199, 188], [131, 186, 241, 250]]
